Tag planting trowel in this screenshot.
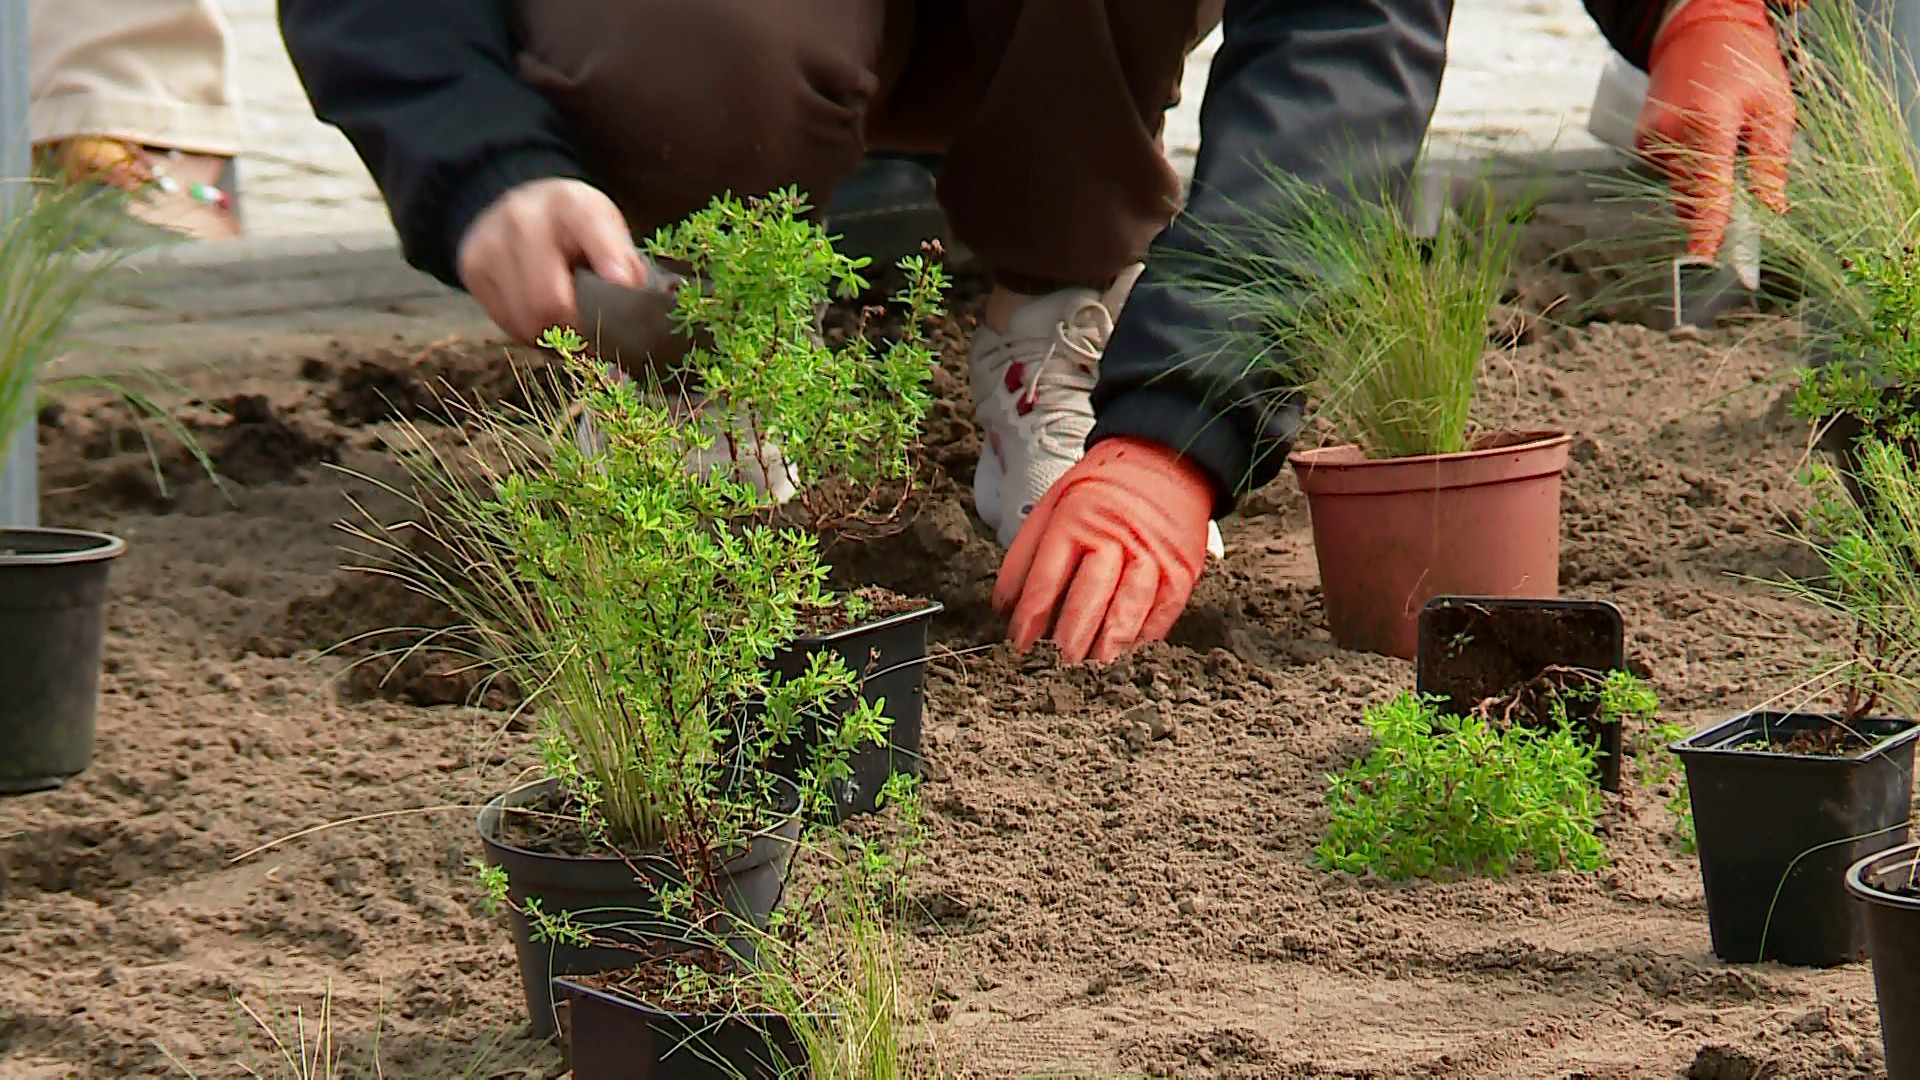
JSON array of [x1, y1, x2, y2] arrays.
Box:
[[1667, 197, 1762, 330], [570, 259, 706, 389], [1588, 51, 1763, 330]]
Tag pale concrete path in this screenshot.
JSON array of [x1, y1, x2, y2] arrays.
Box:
[[223, 0, 1620, 242]]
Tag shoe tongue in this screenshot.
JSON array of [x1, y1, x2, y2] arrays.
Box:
[[1004, 287, 1108, 345]]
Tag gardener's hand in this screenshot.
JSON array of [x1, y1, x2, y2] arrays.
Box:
[[456, 178, 651, 345], [1636, 0, 1797, 259], [993, 437, 1213, 665]]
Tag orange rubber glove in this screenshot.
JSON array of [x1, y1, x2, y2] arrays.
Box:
[[1636, 0, 1796, 259], [992, 436, 1213, 665]]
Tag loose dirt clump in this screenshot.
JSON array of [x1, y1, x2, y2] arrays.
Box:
[[0, 289, 1892, 1079]]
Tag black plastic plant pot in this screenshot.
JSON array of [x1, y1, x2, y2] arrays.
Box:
[[1673, 711, 1920, 967], [476, 778, 801, 1039], [1416, 596, 1628, 791], [555, 976, 811, 1080], [1846, 842, 1920, 1080], [0, 528, 127, 795], [766, 600, 942, 822]]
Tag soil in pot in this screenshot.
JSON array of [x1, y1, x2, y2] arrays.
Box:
[[477, 777, 802, 1039], [1848, 843, 1920, 1080], [1416, 596, 1628, 791], [1289, 431, 1573, 661], [1674, 711, 1920, 967], [556, 945, 812, 1080], [766, 586, 942, 821], [0, 528, 127, 795]]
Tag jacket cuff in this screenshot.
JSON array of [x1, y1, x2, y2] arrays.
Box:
[[1089, 389, 1254, 520], [416, 146, 591, 290]]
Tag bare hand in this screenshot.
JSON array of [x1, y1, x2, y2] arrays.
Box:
[[455, 178, 649, 344]]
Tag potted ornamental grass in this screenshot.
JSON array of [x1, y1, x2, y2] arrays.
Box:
[[0, 179, 133, 794], [1672, 432, 1920, 969], [346, 190, 947, 1039], [1185, 165, 1563, 659], [1675, 158, 1920, 969], [1666, 3, 1920, 968]]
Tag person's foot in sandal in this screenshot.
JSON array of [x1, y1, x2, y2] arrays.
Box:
[[34, 136, 242, 245]]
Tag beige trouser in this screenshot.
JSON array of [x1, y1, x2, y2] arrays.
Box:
[[29, 0, 242, 155]]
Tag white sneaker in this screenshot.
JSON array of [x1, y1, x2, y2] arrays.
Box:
[[574, 372, 799, 505], [969, 266, 1225, 559]]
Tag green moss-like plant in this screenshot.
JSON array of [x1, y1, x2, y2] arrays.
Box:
[[1315, 692, 1608, 880]]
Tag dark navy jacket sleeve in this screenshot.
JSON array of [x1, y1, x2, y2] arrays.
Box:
[[277, 0, 589, 289], [1090, 0, 1667, 516]]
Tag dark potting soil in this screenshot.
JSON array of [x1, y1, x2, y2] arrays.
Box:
[[493, 784, 789, 860], [577, 941, 767, 1015], [793, 585, 928, 636], [1423, 605, 1621, 734], [1464, 666, 1607, 734], [494, 785, 629, 859], [1752, 718, 1877, 758]]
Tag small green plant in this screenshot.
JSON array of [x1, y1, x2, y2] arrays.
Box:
[[1768, 436, 1920, 720], [1791, 245, 1920, 442], [343, 189, 947, 944], [1555, 669, 1694, 849], [646, 188, 947, 537], [753, 784, 934, 1080], [1180, 162, 1532, 459], [1315, 692, 1609, 880]]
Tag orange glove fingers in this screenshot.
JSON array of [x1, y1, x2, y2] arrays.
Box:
[[1138, 566, 1199, 644], [993, 488, 1061, 621], [991, 436, 1215, 664], [1002, 529, 1082, 653], [1744, 99, 1794, 214], [1091, 556, 1164, 664], [1638, 0, 1795, 258], [1052, 544, 1126, 665]]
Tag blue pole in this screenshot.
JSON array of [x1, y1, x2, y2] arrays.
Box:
[[0, 0, 35, 528]]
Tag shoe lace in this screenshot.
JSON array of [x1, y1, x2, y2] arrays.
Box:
[[1014, 301, 1111, 453]]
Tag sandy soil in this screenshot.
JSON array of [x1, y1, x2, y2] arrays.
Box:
[[0, 281, 1898, 1079]]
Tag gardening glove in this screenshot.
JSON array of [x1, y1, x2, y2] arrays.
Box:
[[1636, 0, 1798, 259], [993, 437, 1212, 665]]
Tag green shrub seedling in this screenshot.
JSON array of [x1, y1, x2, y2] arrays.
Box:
[[342, 189, 948, 943]]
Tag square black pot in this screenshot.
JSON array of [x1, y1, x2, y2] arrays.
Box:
[[1674, 710, 1920, 967]]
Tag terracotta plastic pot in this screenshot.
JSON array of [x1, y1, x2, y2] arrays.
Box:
[[1289, 431, 1572, 660]]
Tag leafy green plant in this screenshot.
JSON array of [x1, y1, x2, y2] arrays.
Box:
[[1756, 2, 1920, 366], [342, 190, 946, 938], [1555, 669, 1694, 849], [1767, 436, 1920, 720], [1180, 163, 1532, 459], [1792, 245, 1920, 443], [1315, 692, 1609, 879], [646, 188, 946, 535]]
